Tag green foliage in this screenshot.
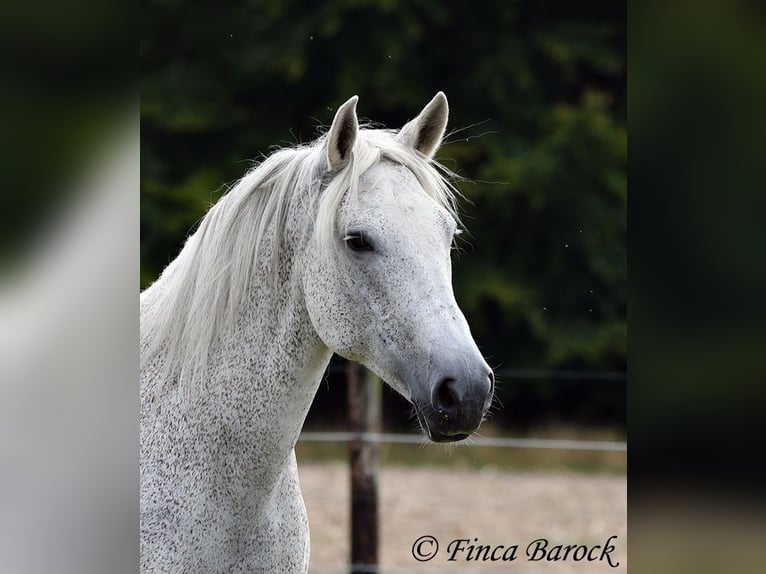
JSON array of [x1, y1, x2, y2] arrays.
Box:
[[142, 0, 625, 423], [454, 90, 626, 371]]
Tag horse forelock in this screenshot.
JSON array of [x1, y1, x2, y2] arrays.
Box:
[[140, 127, 462, 398]]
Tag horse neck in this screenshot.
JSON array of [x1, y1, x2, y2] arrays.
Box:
[[197, 220, 332, 473]]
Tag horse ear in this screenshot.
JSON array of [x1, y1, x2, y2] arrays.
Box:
[[397, 91, 449, 158], [326, 95, 359, 170]]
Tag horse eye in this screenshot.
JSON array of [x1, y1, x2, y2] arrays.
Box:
[[343, 231, 374, 252]]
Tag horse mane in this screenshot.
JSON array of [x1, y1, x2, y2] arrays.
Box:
[[140, 127, 462, 396]]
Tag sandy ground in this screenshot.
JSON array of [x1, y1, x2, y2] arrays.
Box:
[[300, 463, 626, 573]]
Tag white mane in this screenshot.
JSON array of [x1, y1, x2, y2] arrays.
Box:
[[141, 127, 462, 395]]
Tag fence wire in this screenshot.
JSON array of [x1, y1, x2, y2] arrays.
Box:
[[299, 432, 626, 452]]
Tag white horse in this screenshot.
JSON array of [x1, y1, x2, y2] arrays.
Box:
[[140, 93, 494, 573]]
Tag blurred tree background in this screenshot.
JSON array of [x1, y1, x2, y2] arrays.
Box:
[[141, 0, 625, 432]]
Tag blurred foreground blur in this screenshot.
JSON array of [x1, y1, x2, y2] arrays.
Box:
[[0, 118, 139, 574], [1, 2, 136, 571], [631, 1, 766, 573]]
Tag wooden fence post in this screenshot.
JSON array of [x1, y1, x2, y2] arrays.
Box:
[[347, 360, 381, 574]]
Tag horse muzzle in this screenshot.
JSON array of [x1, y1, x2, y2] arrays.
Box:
[[413, 365, 494, 443]]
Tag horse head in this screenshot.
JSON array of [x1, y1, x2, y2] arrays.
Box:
[[303, 94, 494, 442]]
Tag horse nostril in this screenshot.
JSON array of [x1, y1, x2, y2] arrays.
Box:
[[488, 371, 495, 393], [434, 378, 459, 413]]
